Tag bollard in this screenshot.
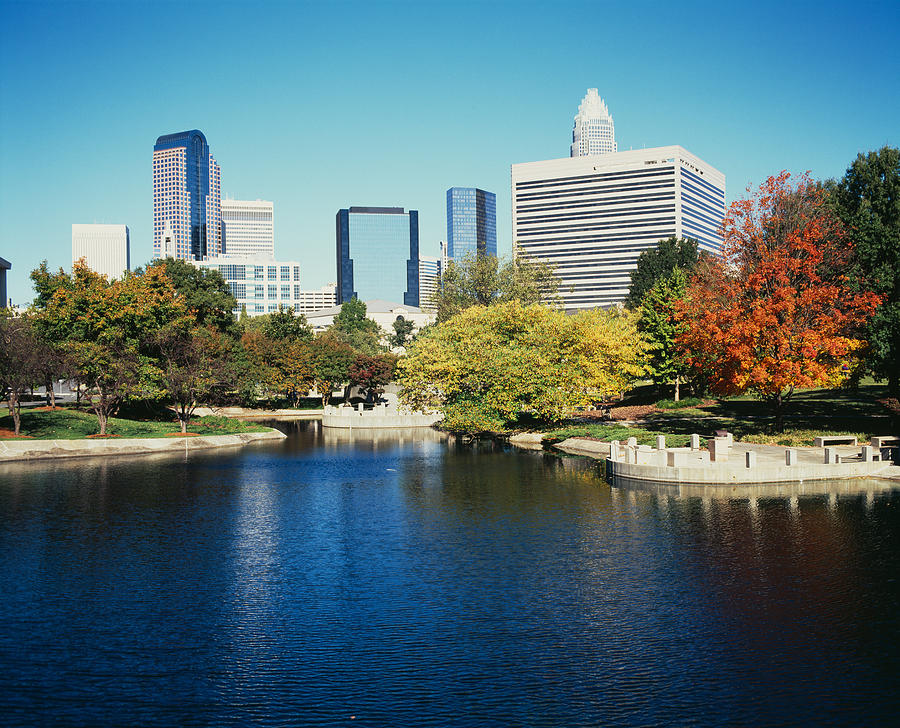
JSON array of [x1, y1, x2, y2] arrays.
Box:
[[656, 435, 666, 450], [824, 447, 837, 464], [627, 437, 638, 448], [745, 451, 756, 468], [709, 438, 729, 463], [609, 440, 620, 461], [667, 450, 683, 467], [785, 449, 798, 466], [861, 445, 874, 462], [690, 434, 701, 451]]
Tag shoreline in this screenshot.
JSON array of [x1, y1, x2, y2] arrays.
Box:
[[0, 428, 287, 463]]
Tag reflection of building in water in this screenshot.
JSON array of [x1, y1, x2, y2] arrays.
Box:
[[321, 426, 448, 452]]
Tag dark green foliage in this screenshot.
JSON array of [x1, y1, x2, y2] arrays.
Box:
[[330, 298, 385, 355], [832, 146, 900, 392], [149, 258, 238, 335], [390, 315, 416, 348], [625, 237, 701, 309], [654, 397, 704, 409], [263, 305, 313, 342], [433, 252, 559, 322]]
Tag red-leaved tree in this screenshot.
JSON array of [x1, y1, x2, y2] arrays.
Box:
[[676, 171, 881, 431]]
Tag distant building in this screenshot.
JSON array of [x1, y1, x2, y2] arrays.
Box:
[[335, 207, 419, 306], [446, 187, 496, 261], [306, 300, 434, 336], [570, 88, 616, 157], [0, 256, 9, 308], [191, 255, 302, 316], [296, 283, 337, 317], [153, 129, 221, 261], [221, 198, 274, 257], [512, 145, 725, 309], [418, 256, 441, 313], [71, 224, 130, 280]]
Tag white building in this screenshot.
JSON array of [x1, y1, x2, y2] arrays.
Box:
[[512, 145, 726, 309], [418, 256, 441, 313], [305, 300, 434, 336], [296, 283, 337, 317], [221, 198, 274, 257], [570, 88, 617, 157], [191, 255, 302, 316], [71, 224, 130, 280]]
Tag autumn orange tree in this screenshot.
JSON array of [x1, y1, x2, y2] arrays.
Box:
[[676, 172, 881, 431]]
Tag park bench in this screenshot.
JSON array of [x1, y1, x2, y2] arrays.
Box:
[[870, 436, 900, 448], [813, 436, 857, 447]]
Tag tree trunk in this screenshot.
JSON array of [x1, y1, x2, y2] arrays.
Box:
[[98, 409, 108, 436], [8, 393, 20, 436], [774, 391, 784, 433], [674, 376, 680, 402], [47, 378, 56, 408], [181, 416, 187, 434]]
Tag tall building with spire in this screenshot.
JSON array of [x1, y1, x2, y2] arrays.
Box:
[[570, 89, 616, 157], [153, 130, 221, 261]]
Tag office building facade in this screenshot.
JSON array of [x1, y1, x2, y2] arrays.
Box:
[[335, 207, 419, 306], [192, 255, 302, 316], [0, 256, 9, 308], [71, 224, 130, 280], [153, 130, 221, 261], [446, 187, 497, 260], [295, 283, 337, 317], [570, 88, 617, 157], [418, 255, 442, 313], [221, 198, 274, 257], [512, 145, 726, 309]]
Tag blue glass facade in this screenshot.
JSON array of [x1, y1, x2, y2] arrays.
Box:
[[154, 130, 219, 260], [446, 187, 497, 261], [335, 207, 419, 306]]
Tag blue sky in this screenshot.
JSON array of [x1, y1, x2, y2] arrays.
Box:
[[1, 0, 898, 306]]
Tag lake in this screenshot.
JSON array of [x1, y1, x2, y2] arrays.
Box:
[[1, 421, 899, 726]]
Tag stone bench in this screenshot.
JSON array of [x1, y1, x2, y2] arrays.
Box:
[[870, 436, 900, 448], [813, 436, 857, 447]]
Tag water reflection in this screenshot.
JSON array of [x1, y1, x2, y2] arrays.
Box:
[[1, 424, 898, 726]]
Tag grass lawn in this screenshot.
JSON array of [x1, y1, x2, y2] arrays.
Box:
[[0, 407, 270, 440], [547, 382, 898, 448]]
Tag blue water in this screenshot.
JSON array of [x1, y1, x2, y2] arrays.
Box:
[[1, 422, 899, 726]]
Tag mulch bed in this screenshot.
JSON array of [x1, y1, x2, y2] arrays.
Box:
[[86, 434, 121, 438], [0, 428, 32, 439], [165, 432, 201, 437]]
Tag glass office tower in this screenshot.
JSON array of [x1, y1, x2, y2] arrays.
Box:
[[446, 187, 497, 261], [153, 130, 221, 261], [335, 207, 419, 306]]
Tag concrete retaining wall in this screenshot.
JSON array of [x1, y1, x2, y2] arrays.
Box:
[[321, 404, 441, 429], [0, 429, 286, 463]]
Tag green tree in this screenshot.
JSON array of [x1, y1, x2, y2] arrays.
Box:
[[330, 298, 385, 355], [638, 268, 691, 400], [148, 258, 238, 335], [264, 304, 313, 342], [0, 315, 43, 435], [397, 301, 647, 433], [308, 333, 356, 407], [433, 253, 559, 322], [390, 315, 416, 349], [832, 146, 900, 392], [625, 237, 701, 309]]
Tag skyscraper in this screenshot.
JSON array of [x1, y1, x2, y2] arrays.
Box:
[[72, 224, 130, 279], [221, 198, 274, 258], [512, 145, 725, 309], [153, 130, 221, 261], [418, 255, 441, 313], [446, 187, 497, 261], [335, 207, 419, 306], [570, 89, 617, 157]]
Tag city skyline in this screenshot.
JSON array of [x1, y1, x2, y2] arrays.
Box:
[[1, 0, 898, 306]]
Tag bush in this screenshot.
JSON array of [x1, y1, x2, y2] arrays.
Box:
[[655, 397, 704, 410]]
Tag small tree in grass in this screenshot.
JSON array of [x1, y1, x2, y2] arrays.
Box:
[[0, 316, 43, 435], [308, 334, 355, 407], [349, 353, 398, 403]]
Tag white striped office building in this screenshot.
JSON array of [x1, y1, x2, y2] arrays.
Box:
[[512, 145, 725, 309]]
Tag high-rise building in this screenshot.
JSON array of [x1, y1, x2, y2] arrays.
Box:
[[512, 145, 725, 309], [296, 283, 337, 316], [570, 89, 617, 157], [221, 198, 274, 258], [153, 130, 221, 261], [446, 187, 497, 261], [71, 224, 130, 280], [0, 256, 9, 308], [418, 256, 442, 313], [191, 255, 302, 316], [335, 207, 419, 306]]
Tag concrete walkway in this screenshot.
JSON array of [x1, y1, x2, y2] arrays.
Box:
[[509, 433, 900, 485], [0, 429, 286, 463]]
